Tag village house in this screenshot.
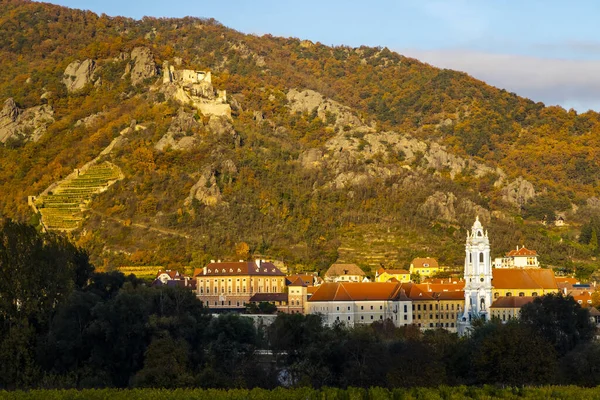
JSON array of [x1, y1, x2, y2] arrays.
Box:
[[152, 269, 195, 289], [375, 267, 411, 283], [494, 245, 540, 268], [194, 260, 286, 311], [409, 257, 440, 277], [307, 282, 412, 327], [324, 263, 367, 283]]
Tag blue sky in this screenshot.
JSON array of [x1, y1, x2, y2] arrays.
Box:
[[44, 1, 600, 112]]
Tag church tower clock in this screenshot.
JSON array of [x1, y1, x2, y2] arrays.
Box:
[[457, 216, 493, 336]]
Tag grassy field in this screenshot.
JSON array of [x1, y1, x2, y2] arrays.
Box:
[[0, 386, 599, 400]]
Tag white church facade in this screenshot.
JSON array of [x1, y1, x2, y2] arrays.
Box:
[[457, 216, 493, 335]]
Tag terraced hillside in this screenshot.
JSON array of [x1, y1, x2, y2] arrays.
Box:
[[34, 162, 123, 231]]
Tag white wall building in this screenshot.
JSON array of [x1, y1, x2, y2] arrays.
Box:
[[306, 282, 412, 327]]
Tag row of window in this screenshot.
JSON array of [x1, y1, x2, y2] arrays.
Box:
[[199, 286, 280, 294], [414, 313, 456, 320], [413, 303, 459, 311], [494, 292, 538, 298], [199, 278, 282, 282]]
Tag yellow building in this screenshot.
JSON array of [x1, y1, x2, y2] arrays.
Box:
[[409, 257, 440, 277], [401, 283, 464, 332], [195, 260, 286, 310], [490, 296, 535, 321], [491, 268, 558, 299], [375, 267, 411, 283]]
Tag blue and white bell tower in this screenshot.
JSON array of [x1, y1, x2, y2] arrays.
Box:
[[458, 216, 493, 335]]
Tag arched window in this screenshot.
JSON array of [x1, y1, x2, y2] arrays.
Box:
[[519, 292, 525, 297], [479, 253, 484, 263], [532, 292, 538, 296]]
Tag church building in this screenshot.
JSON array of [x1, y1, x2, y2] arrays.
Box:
[[457, 216, 493, 335]]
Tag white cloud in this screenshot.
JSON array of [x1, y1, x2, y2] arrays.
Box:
[[401, 49, 600, 112]]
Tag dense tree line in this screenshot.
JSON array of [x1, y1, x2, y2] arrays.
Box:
[[1, 220, 599, 390]]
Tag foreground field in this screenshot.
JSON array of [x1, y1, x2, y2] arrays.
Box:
[[1, 387, 599, 400]]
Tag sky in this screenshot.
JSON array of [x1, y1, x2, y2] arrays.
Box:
[[43, 0, 600, 112]]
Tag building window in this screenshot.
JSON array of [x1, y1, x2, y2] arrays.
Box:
[[479, 253, 484, 262], [380, 315, 383, 320], [506, 292, 512, 297], [404, 315, 407, 320], [348, 316, 351, 321], [361, 306, 364, 310], [532, 292, 538, 296], [361, 316, 364, 320], [429, 304, 433, 311], [519, 292, 525, 297], [417, 304, 421, 311], [337, 306, 340, 311], [371, 316, 374, 320], [404, 305, 407, 313], [347, 306, 350, 310]]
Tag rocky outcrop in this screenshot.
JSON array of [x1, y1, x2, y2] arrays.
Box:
[[155, 108, 201, 151], [418, 192, 458, 222], [501, 177, 536, 207], [185, 160, 237, 208], [299, 148, 324, 169], [0, 98, 54, 144], [418, 191, 490, 224], [127, 47, 157, 85], [287, 89, 361, 129], [63, 59, 96, 92], [586, 197, 600, 210]]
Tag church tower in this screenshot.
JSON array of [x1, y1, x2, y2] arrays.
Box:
[[457, 216, 493, 335]]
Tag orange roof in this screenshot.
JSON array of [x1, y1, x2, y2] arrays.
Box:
[[381, 269, 410, 275], [194, 261, 284, 277], [506, 246, 538, 257], [286, 274, 315, 286], [491, 296, 535, 308], [399, 282, 434, 300], [309, 282, 407, 302], [492, 268, 557, 290], [307, 286, 319, 295], [157, 269, 180, 279], [570, 291, 593, 307], [324, 264, 365, 277], [418, 282, 465, 292], [411, 257, 439, 269], [422, 278, 463, 284]]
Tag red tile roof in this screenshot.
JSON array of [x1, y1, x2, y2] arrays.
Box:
[[411, 257, 439, 269], [157, 269, 180, 279], [506, 246, 538, 257], [491, 296, 535, 308], [492, 268, 557, 290], [309, 282, 408, 302]]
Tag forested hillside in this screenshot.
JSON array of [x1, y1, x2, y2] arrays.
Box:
[[0, 0, 599, 275]]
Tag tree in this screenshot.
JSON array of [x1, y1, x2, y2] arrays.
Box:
[[468, 320, 557, 385], [561, 342, 600, 386], [520, 293, 595, 356], [132, 335, 193, 388]]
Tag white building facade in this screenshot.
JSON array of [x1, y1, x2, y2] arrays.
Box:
[[458, 216, 493, 335], [306, 282, 412, 327]]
